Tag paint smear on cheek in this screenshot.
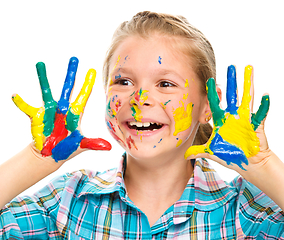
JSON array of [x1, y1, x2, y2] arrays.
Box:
[[161, 100, 171, 109], [106, 120, 126, 147], [158, 56, 162, 64], [185, 79, 189, 88], [109, 56, 121, 85], [126, 136, 138, 150], [173, 101, 193, 136], [176, 139, 182, 147]]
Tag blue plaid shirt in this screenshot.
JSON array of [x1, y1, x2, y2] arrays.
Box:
[[1, 155, 284, 239]]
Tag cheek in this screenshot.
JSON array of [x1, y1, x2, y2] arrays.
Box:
[[106, 94, 122, 119], [105, 93, 126, 147]]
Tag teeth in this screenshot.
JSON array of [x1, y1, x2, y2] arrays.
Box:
[[128, 121, 161, 127]]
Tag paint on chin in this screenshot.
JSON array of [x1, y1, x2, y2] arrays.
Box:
[[106, 120, 126, 147]]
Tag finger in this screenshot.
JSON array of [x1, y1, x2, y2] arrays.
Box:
[[251, 94, 270, 131], [206, 78, 225, 127], [70, 68, 96, 115], [36, 62, 55, 105], [80, 137, 112, 151], [12, 94, 38, 117], [66, 69, 96, 132], [58, 57, 79, 114], [239, 65, 254, 115], [226, 65, 238, 114], [184, 145, 207, 159]]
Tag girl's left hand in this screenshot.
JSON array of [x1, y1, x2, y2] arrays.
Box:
[[185, 65, 271, 174]]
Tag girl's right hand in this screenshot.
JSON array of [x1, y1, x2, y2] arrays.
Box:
[[12, 57, 111, 163]]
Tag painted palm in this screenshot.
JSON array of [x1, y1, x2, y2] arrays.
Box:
[[12, 57, 111, 162], [185, 65, 269, 170]]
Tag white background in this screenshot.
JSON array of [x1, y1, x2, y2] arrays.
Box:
[[0, 0, 283, 196]]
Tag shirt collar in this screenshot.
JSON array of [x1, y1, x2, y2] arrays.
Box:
[[77, 155, 237, 222]]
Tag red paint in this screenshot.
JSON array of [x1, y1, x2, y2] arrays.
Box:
[[115, 99, 121, 112], [41, 113, 68, 156], [80, 138, 112, 150], [126, 136, 138, 150], [134, 90, 140, 102]]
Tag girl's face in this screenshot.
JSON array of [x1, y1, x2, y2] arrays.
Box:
[[105, 35, 210, 161]]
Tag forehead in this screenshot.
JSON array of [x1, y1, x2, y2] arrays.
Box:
[[109, 34, 195, 76]]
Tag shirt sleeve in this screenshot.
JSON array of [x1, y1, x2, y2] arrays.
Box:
[[0, 173, 67, 240], [231, 176, 284, 238]]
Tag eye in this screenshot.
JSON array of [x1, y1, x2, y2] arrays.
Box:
[[114, 78, 133, 86], [158, 81, 176, 88]]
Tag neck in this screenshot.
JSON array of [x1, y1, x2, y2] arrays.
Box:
[[124, 153, 194, 226]]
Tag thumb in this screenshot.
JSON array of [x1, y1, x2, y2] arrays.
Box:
[[184, 144, 211, 160], [80, 137, 112, 151]]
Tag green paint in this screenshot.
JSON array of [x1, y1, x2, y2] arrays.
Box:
[[66, 109, 80, 132], [36, 62, 57, 136], [130, 91, 135, 97], [43, 103, 57, 136], [164, 100, 171, 105], [207, 78, 225, 127], [106, 98, 115, 119], [251, 95, 270, 130]]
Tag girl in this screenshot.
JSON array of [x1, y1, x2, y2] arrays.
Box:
[[1, 11, 284, 239]]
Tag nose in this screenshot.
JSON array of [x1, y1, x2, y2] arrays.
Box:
[[129, 88, 152, 107]]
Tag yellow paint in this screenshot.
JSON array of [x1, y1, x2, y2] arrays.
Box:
[[185, 79, 189, 88], [138, 89, 149, 105], [173, 101, 193, 136], [12, 94, 45, 150], [176, 139, 183, 147], [218, 66, 259, 158], [109, 55, 121, 85], [130, 99, 143, 122], [70, 69, 96, 115], [183, 93, 188, 99]]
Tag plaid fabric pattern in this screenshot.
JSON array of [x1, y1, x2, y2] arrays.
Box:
[[1, 155, 284, 239]]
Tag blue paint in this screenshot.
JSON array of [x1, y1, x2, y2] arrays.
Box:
[[58, 57, 78, 114], [112, 95, 118, 102], [226, 65, 238, 115], [209, 133, 248, 170], [153, 145, 156, 148], [52, 129, 84, 162], [158, 56, 162, 64], [115, 74, 121, 80], [158, 138, 162, 143]]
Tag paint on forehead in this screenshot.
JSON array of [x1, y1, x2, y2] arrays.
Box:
[[126, 136, 138, 150], [115, 74, 121, 80], [173, 101, 193, 136], [158, 56, 162, 64]]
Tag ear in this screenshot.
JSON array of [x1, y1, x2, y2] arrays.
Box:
[[199, 86, 222, 124]]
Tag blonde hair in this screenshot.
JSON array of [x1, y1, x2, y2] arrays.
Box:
[[103, 11, 215, 145]]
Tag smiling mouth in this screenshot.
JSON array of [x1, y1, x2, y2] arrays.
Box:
[[127, 121, 164, 131]]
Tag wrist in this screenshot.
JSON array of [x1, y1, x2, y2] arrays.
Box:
[[240, 150, 284, 210]]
